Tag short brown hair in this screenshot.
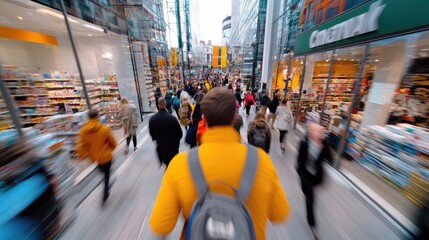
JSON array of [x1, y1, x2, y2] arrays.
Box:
[[88, 109, 99, 119], [201, 88, 236, 127]]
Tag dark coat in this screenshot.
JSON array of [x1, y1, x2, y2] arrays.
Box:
[[149, 110, 183, 165], [269, 96, 280, 114], [297, 137, 332, 186]]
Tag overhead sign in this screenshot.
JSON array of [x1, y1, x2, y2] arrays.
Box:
[[309, 0, 385, 48], [294, 0, 429, 55]]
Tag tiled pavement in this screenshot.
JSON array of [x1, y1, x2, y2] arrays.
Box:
[[60, 108, 407, 240]]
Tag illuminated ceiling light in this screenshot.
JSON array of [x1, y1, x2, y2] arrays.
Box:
[[375, 59, 379, 62], [88, 34, 92, 36], [351, 59, 354, 61], [37, 8, 78, 23], [102, 53, 113, 60], [17, 16, 23, 20], [421, 48, 429, 51], [84, 24, 104, 32]]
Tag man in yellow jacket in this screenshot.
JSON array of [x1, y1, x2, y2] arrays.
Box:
[[150, 88, 290, 239], [76, 109, 117, 204]]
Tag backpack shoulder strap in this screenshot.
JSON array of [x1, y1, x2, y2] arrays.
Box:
[[238, 145, 259, 201], [188, 148, 208, 196]]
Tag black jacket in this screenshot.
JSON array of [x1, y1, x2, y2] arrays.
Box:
[[234, 92, 242, 103], [261, 95, 270, 106], [297, 137, 332, 186], [269, 96, 280, 114], [149, 110, 183, 164]]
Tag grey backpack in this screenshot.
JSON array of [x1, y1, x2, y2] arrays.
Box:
[[186, 146, 259, 240]]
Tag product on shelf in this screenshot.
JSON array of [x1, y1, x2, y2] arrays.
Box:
[[346, 124, 429, 206], [103, 103, 121, 128]]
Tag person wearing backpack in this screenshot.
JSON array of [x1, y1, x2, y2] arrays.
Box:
[[247, 111, 272, 153], [165, 90, 173, 114], [150, 88, 290, 240], [276, 99, 293, 153], [297, 121, 332, 239], [172, 92, 181, 118]]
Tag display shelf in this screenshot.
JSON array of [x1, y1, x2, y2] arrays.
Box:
[[21, 113, 54, 117], [12, 94, 48, 97], [18, 105, 51, 108]]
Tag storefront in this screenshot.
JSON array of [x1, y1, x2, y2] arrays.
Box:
[[0, 1, 153, 237], [275, 0, 429, 230]]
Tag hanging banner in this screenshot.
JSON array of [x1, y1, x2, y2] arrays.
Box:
[[221, 46, 227, 68], [212, 46, 219, 68], [170, 48, 178, 67]]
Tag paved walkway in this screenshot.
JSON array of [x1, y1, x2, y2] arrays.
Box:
[[60, 109, 407, 240]]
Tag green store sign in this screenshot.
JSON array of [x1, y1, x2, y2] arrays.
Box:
[[294, 0, 429, 55]]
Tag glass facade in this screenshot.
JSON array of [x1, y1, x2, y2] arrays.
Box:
[[265, 0, 429, 226]]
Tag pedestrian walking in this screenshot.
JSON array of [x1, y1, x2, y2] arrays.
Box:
[[179, 98, 192, 130], [76, 109, 117, 205], [155, 87, 162, 111], [234, 88, 242, 106], [165, 90, 173, 114], [260, 90, 271, 115], [248, 111, 272, 153], [267, 93, 280, 128], [244, 91, 255, 117], [149, 97, 183, 168], [149, 88, 290, 239], [276, 99, 293, 153], [297, 121, 332, 239], [120, 97, 138, 154], [172, 92, 181, 118], [186, 102, 202, 148]]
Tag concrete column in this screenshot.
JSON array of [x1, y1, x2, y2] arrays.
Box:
[[360, 39, 408, 128], [261, 0, 278, 94]]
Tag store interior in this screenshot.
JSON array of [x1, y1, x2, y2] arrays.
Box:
[[271, 31, 429, 223], [0, 1, 153, 236]]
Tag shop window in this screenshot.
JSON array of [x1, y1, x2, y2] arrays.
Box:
[[297, 51, 333, 126], [342, 32, 429, 219]]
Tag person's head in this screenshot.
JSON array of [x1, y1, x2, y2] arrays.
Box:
[[158, 97, 166, 110], [88, 108, 99, 119], [121, 97, 129, 105], [201, 88, 236, 127], [253, 111, 266, 122], [281, 99, 287, 105], [307, 121, 325, 143]]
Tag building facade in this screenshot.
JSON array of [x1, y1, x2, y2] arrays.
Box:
[[262, 1, 429, 233], [222, 16, 231, 46], [230, 0, 267, 88]]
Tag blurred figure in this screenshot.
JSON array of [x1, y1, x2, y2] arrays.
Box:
[[248, 112, 272, 153], [76, 109, 117, 205], [297, 121, 332, 239], [150, 88, 290, 239], [234, 88, 242, 106], [234, 102, 244, 133], [276, 99, 293, 153], [155, 87, 162, 111], [186, 103, 203, 148], [180, 87, 190, 102], [149, 98, 183, 168], [172, 92, 181, 118], [267, 93, 280, 129], [260, 90, 271, 115], [165, 90, 173, 114], [179, 98, 192, 130], [244, 91, 255, 117], [120, 97, 138, 154]]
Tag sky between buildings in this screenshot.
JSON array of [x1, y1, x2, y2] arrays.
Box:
[[199, 0, 231, 45]]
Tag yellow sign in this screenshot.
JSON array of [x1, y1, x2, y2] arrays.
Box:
[[0, 26, 58, 46], [221, 46, 227, 68], [212, 46, 219, 67]]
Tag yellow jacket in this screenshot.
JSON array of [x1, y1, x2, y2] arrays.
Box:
[[150, 126, 290, 239], [76, 119, 117, 165]]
